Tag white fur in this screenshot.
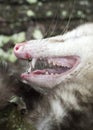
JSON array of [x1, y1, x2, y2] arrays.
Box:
[[50, 99, 66, 122], [14, 23, 93, 130], [37, 117, 51, 130], [17, 23, 93, 89]]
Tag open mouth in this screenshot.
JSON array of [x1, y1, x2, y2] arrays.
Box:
[[24, 56, 80, 77]]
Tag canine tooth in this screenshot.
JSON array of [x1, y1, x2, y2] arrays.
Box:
[[31, 58, 37, 68], [27, 68, 31, 73], [27, 63, 32, 73]]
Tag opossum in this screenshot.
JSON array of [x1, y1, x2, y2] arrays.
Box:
[[14, 23, 93, 130]]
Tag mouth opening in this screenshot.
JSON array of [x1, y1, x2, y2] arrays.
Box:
[[25, 56, 80, 76]]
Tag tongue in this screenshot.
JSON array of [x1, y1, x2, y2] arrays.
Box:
[[33, 70, 46, 75]]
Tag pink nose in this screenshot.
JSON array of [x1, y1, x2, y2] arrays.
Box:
[[14, 44, 22, 55], [14, 42, 26, 57], [14, 42, 25, 51], [14, 42, 31, 59], [14, 41, 27, 51], [14, 44, 21, 51]]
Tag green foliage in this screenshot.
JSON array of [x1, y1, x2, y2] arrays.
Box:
[[0, 104, 36, 130], [0, 32, 26, 46], [0, 32, 26, 63], [33, 28, 43, 39], [27, 10, 35, 17], [27, 0, 37, 4], [0, 49, 16, 63]]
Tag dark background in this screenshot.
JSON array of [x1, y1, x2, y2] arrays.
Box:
[[1, 0, 93, 35]]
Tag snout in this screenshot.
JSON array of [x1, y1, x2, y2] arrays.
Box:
[[14, 42, 31, 59]]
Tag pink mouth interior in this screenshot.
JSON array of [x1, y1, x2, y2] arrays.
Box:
[[25, 56, 80, 76]]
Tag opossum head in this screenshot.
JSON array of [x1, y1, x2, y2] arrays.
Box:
[[14, 23, 93, 95]]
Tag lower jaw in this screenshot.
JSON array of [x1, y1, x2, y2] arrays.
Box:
[[21, 72, 61, 88], [21, 68, 74, 89]]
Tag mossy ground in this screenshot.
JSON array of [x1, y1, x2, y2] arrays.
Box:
[[0, 103, 35, 130]]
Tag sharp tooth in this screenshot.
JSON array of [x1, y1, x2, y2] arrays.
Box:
[[27, 68, 31, 74], [45, 71, 49, 75], [53, 62, 56, 66], [27, 63, 32, 73], [31, 58, 37, 68]]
